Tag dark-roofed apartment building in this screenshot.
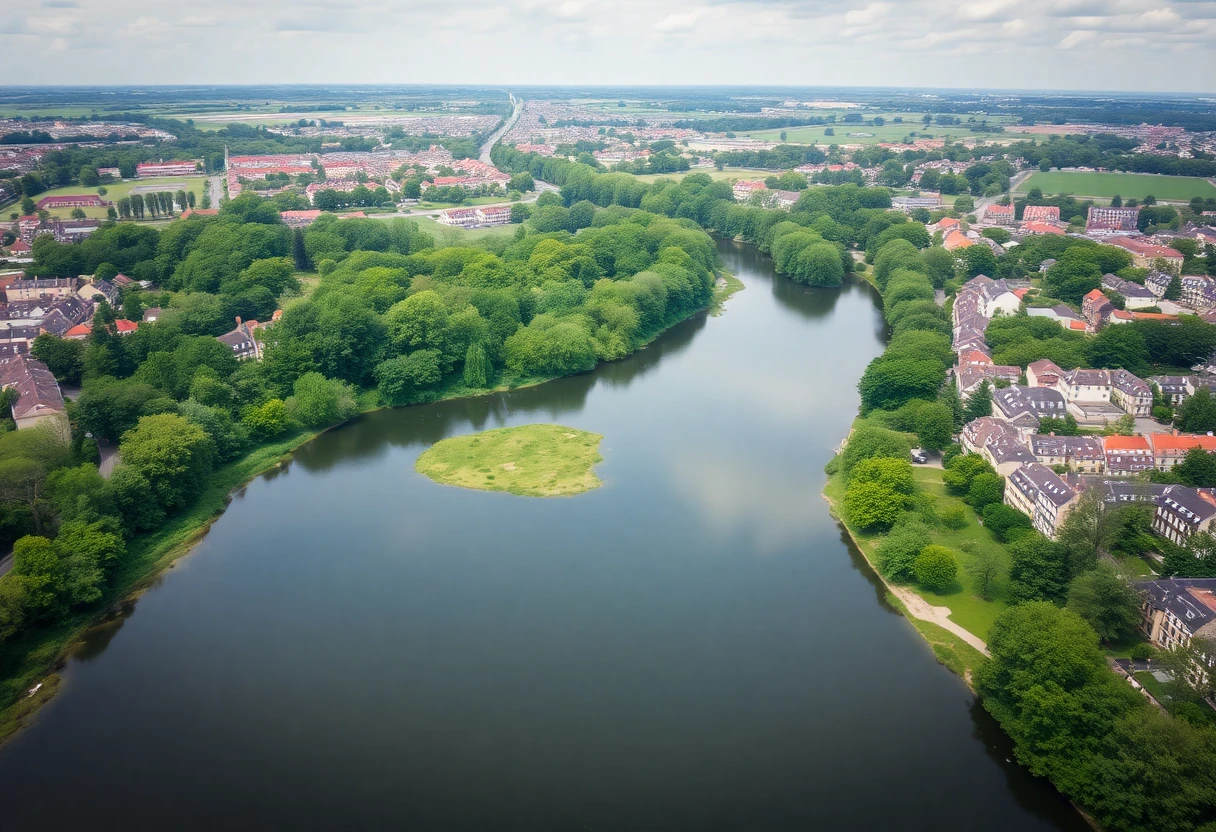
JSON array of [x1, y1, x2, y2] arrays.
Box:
[[0, 354, 66, 430], [1152, 375, 1195, 407], [1005, 462, 1079, 539], [1137, 578, 1216, 661], [1101, 274, 1158, 310], [6, 277, 77, 302], [992, 384, 1067, 431], [1154, 485, 1216, 545], [1029, 434, 1105, 474], [1109, 369, 1153, 417], [1104, 435, 1154, 477]]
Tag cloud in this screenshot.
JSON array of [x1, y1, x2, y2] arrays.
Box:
[[181, 16, 219, 27], [1058, 29, 1097, 48], [654, 10, 704, 32], [41, 0, 79, 7], [118, 16, 166, 37]]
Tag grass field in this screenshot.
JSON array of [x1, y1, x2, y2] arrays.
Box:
[[415, 424, 604, 497], [631, 166, 776, 183], [20, 177, 208, 220], [399, 214, 520, 242], [1014, 171, 1216, 203], [744, 115, 1021, 147]]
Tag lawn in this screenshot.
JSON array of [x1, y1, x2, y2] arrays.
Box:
[[1014, 171, 1216, 203], [399, 214, 520, 242], [631, 166, 776, 183], [744, 115, 1020, 147], [826, 459, 1013, 643], [21, 177, 208, 220], [415, 424, 604, 498]]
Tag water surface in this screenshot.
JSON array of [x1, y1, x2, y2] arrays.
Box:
[[0, 240, 1088, 831]]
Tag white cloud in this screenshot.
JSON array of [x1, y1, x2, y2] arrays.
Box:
[[0, 0, 1210, 91]]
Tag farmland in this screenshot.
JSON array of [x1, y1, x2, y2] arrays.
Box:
[[1013, 170, 1216, 203], [13, 177, 208, 220], [743, 114, 1021, 146]]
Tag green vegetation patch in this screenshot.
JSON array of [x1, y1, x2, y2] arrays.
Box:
[[416, 424, 604, 497], [1015, 171, 1216, 202]]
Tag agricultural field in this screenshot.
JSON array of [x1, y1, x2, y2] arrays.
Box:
[[743, 115, 1021, 146], [12, 177, 208, 220], [630, 166, 777, 183], [1014, 170, 1216, 203]]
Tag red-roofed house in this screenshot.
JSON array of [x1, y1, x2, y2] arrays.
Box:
[[1107, 237, 1184, 270], [1022, 221, 1065, 236], [1023, 205, 1061, 223], [1104, 435, 1154, 476], [943, 229, 974, 250], [986, 203, 1015, 225], [63, 324, 91, 340], [114, 319, 137, 335], [7, 240, 31, 255]]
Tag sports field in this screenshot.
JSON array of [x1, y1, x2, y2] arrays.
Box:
[[14, 177, 208, 220], [1014, 171, 1216, 202]]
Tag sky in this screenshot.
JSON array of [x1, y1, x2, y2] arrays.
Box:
[[2, 0, 1214, 93]]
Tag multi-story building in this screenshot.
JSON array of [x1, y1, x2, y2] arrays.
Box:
[[1100, 274, 1158, 310], [1152, 375, 1195, 407], [1004, 462, 1080, 539], [1108, 236, 1185, 271], [985, 203, 1015, 225], [1109, 369, 1153, 417], [993, 384, 1068, 431], [1153, 485, 1216, 545], [137, 161, 199, 177], [1145, 271, 1173, 298], [1086, 205, 1139, 233], [5, 277, 78, 301], [1029, 435, 1105, 473], [1181, 275, 1216, 310], [1103, 435, 1154, 476], [1149, 433, 1216, 470], [1026, 359, 1064, 389], [1022, 205, 1061, 223], [1136, 578, 1216, 657], [0, 354, 66, 429]]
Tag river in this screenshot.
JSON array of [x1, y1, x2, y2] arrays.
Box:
[[0, 239, 1088, 831]]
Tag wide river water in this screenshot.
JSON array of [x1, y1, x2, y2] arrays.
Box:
[[0, 240, 1089, 831]]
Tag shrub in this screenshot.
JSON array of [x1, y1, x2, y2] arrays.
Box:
[[876, 517, 932, 582], [940, 504, 967, 530], [913, 545, 958, 592]]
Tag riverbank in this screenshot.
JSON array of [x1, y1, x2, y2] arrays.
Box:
[[822, 456, 990, 685], [0, 279, 743, 748]]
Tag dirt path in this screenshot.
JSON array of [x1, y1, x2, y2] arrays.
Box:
[[888, 586, 990, 656]]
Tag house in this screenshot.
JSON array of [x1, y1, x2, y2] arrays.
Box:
[[934, 217, 961, 233], [1086, 205, 1139, 233], [963, 275, 1021, 317], [35, 194, 110, 211], [1107, 236, 1184, 271], [1038, 258, 1057, 273], [1022, 205, 1061, 223], [1020, 221, 1066, 236], [1004, 462, 1080, 539], [6, 277, 77, 301], [984, 433, 1038, 477], [954, 350, 1018, 399], [281, 210, 324, 228], [6, 240, 31, 256], [1083, 478, 1167, 506], [1029, 435, 1105, 474], [943, 229, 974, 250], [114, 319, 137, 336], [1152, 375, 1195, 407], [1153, 485, 1216, 545], [0, 354, 66, 429], [1181, 276, 1216, 310], [1109, 369, 1153, 417], [1145, 271, 1173, 298], [78, 280, 118, 307], [992, 384, 1068, 430], [985, 203, 1015, 225], [63, 324, 90, 340], [1082, 289, 1114, 327], [142, 307, 164, 323], [1103, 435, 1154, 476], [1026, 359, 1065, 389], [0, 325, 40, 356], [1150, 433, 1216, 471], [1100, 275, 1158, 310], [1060, 368, 1112, 405], [961, 416, 1026, 456], [217, 317, 261, 360], [136, 161, 199, 177], [732, 181, 767, 202], [1136, 578, 1216, 658], [1026, 304, 1085, 330]]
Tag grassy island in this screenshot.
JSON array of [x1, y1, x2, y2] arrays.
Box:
[[416, 424, 604, 497]]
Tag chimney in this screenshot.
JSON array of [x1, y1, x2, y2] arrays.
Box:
[[235, 316, 242, 327]]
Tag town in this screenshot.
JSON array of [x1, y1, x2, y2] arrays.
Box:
[[2, 81, 1216, 832]]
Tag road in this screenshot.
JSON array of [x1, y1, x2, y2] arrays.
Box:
[[978, 170, 1034, 212], [479, 93, 521, 167], [207, 175, 223, 208]]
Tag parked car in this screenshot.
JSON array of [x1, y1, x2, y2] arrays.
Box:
[[911, 449, 929, 464]]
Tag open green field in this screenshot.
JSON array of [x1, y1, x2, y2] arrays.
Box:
[[745, 119, 1019, 147], [395, 214, 520, 242], [416, 424, 603, 497], [16, 177, 208, 220], [1014, 171, 1216, 203], [631, 166, 776, 183]]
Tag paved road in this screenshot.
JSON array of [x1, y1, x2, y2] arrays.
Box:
[[207, 176, 223, 208], [0, 553, 11, 578], [479, 93, 521, 167]]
